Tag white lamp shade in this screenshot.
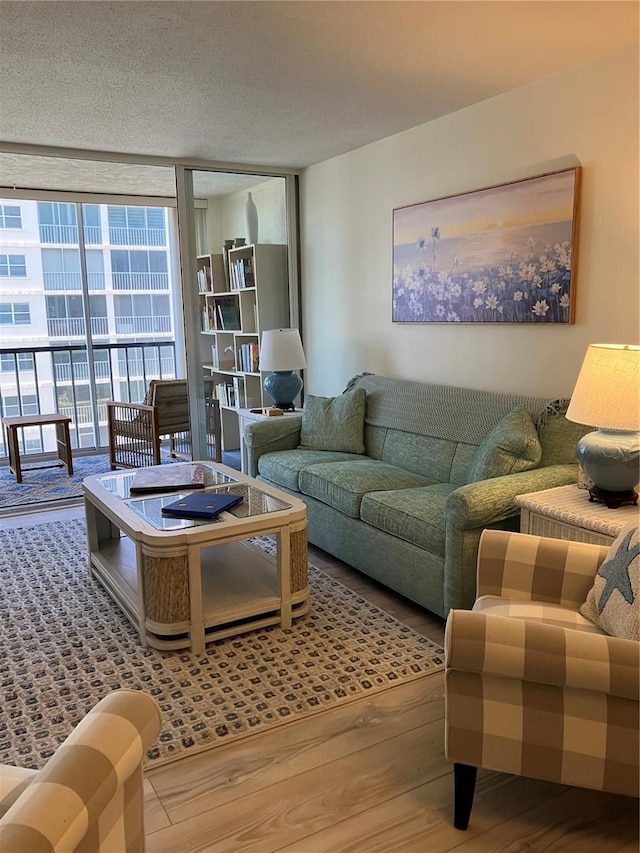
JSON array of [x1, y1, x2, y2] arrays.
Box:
[[566, 344, 640, 431], [259, 329, 307, 372]]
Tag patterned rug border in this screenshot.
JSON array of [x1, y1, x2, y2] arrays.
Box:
[[149, 641, 442, 771], [0, 519, 445, 771]]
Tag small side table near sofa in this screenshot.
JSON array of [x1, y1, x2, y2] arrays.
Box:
[[516, 483, 639, 546]]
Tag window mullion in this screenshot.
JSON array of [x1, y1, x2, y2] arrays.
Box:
[[76, 202, 100, 448]]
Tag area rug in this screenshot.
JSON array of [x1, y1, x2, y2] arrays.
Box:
[[0, 451, 241, 512], [0, 453, 116, 511], [0, 519, 445, 770]]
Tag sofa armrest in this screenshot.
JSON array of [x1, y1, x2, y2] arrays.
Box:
[[445, 609, 639, 700], [0, 689, 161, 853], [446, 464, 578, 530], [244, 416, 302, 477], [477, 529, 609, 607]]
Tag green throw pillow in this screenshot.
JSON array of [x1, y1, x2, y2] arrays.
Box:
[[299, 388, 366, 454], [467, 405, 542, 483], [580, 523, 639, 641], [536, 398, 593, 466]]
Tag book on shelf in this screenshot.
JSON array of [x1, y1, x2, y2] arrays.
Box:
[[238, 342, 260, 373], [161, 491, 243, 520], [232, 376, 242, 407], [229, 257, 255, 290], [249, 342, 259, 372], [129, 463, 207, 494], [215, 380, 239, 407], [196, 266, 212, 293], [216, 300, 241, 331]]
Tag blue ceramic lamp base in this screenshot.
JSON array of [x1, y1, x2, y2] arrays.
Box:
[[577, 429, 640, 509], [263, 371, 303, 411]]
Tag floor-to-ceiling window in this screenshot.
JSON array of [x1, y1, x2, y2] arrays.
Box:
[[0, 197, 181, 457]]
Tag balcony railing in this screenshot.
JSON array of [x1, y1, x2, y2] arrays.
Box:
[[47, 317, 110, 338], [108, 226, 166, 246], [38, 224, 102, 245], [112, 272, 169, 290], [0, 341, 179, 460], [43, 271, 106, 291], [114, 316, 171, 335], [59, 402, 108, 426]]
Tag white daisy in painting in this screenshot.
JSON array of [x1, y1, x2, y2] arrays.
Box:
[[473, 296, 483, 309], [485, 295, 500, 310], [513, 290, 524, 301], [532, 299, 550, 317], [559, 293, 571, 309]]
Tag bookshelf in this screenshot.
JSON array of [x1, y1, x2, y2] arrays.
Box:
[[198, 244, 289, 450]]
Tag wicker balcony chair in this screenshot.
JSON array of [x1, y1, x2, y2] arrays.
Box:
[[107, 378, 222, 469], [445, 528, 639, 830]]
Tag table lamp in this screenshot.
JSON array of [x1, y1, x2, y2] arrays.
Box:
[[259, 328, 307, 411], [566, 343, 640, 508]]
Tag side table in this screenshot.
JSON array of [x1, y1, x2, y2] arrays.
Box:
[[2, 413, 73, 483], [237, 407, 302, 474], [516, 484, 639, 546]]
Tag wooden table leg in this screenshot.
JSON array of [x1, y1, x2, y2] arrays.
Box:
[[56, 419, 74, 476], [6, 424, 22, 484]]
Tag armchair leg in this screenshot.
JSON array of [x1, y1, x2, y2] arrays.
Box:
[[453, 763, 477, 830]]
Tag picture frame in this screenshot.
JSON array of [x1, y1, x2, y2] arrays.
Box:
[[392, 166, 581, 324]]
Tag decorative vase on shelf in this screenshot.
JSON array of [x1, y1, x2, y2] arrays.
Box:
[[245, 192, 259, 246]]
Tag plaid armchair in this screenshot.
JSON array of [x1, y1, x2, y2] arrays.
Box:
[[0, 689, 161, 852], [445, 529, 639, 830]]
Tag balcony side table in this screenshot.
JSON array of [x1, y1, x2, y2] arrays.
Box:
[[2, 413, 73, 484], [516, 484, 639, 546]]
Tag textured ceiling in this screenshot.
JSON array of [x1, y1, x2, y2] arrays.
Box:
[[0, 1, 638, 197]]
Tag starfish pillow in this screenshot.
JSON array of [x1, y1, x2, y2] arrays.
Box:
[[580, 522, 639, 641]]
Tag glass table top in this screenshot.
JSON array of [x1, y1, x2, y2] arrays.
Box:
[[96, 463, 292, 530]]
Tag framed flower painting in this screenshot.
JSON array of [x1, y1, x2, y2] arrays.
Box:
[[392, 167, 581, 323]]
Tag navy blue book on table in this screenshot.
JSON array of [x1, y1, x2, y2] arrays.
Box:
[[161, 491, 243, 520]]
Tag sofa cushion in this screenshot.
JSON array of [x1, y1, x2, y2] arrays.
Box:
[[467, 405, 542, 483], [360, 483, 456, 556], [299, 460, 433, 518], [299, 388, 366, 454], [580, 523, 639, 641], [258, 449, 368, 492]]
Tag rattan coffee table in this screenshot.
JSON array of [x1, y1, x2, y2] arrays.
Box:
[[83, 462, 309, 653]]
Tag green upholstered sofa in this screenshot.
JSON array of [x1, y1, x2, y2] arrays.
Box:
[[245, 374, 590, 618]]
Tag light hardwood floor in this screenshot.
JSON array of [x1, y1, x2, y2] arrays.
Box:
[[5, 503, 638, 852]]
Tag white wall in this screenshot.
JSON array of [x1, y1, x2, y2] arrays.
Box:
[[300, 47, 639, 399], [221, 178, 287, 248], [199, 178, 287, 254]]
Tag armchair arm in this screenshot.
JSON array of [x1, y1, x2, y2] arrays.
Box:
[[445, 609, 639, 700], [106, 400, 154, 415], [244, 416, 302, 477], [477, 529, 609, 607], [446, 464, 578, 530], [0, 689, 161, 853], [106, 400, 156, 434]]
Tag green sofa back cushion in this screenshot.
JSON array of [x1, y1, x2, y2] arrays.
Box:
[[299, 388, 366, 454], [467, 405, 542, 483]]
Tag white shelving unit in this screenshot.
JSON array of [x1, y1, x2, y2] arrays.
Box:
[[198, 244, 289, 450]]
